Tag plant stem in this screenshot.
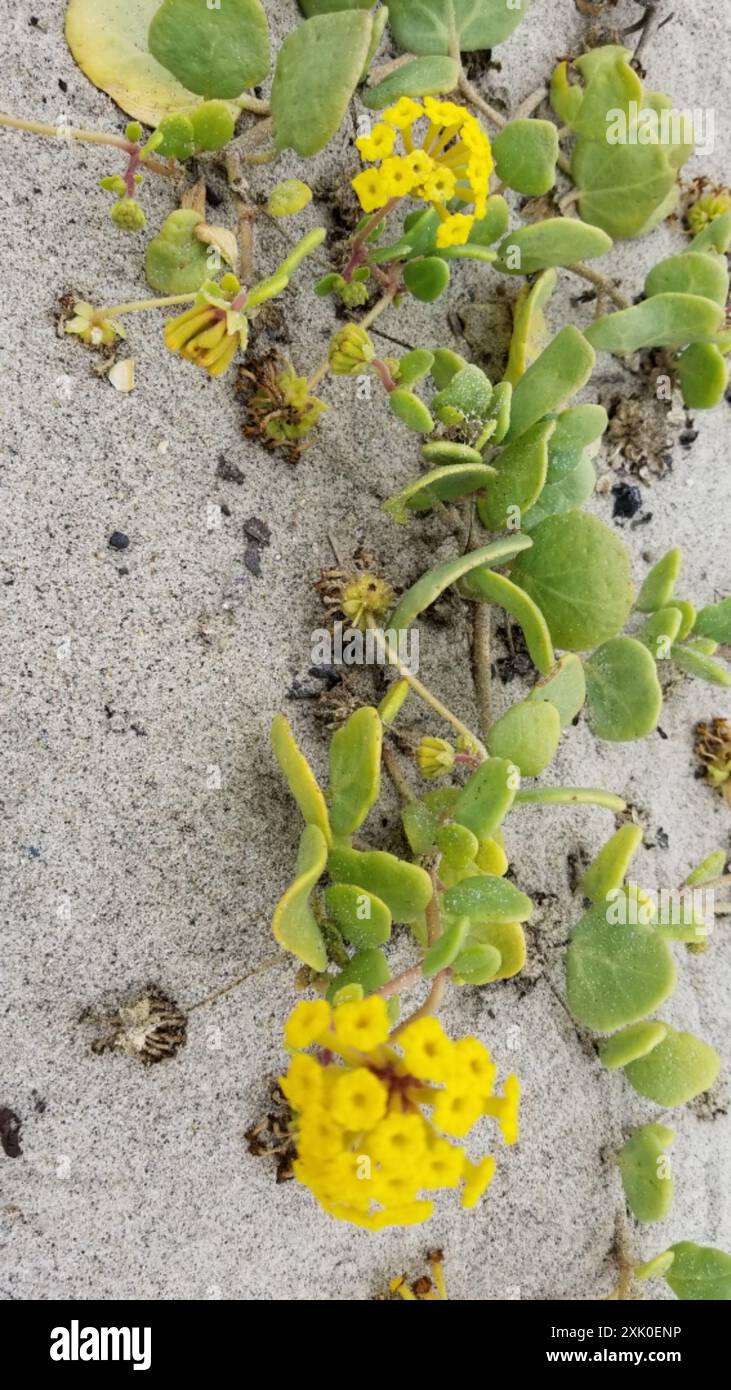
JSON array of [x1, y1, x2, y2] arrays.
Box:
[[95, 292, 197, 319], [374, 622, 488, 758], [187, 955, 282, 1011], [305, 291, 396, 392], [567, 263, 632, 311], [237, 94, 271, 116], [0, 113, 177, 180], [391, 969, 450, 1037], [382, 744, 415, 803], [376, 963, 424, 999], [344, 199, 398, 281], [458, 74, 507, 128], [515, 787, 626, 811], [471, 600, 493, 738]]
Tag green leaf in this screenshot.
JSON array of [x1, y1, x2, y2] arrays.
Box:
[[585, 294, 724, 353], [468, 195, 510, 247], [328, 846, 432, 922], [477, 419, 553, 531], [388, 0, 532, 55], [521, 451, 596, 531], [623, 1028, 721, 1106], [430, 347, 469, 389], [504, 269, 556, 386], [190, 99, 236, 150], [403, 256, 451, 302], [496, 219, 612, 276], [326, 947, 390, 1002], [300, 0, 375, 13], [149, 0, 269, 99], [386, 463, 497, 521], [154, 113, 196, 160], [580, 824, 644, 902], [452, 943, 502, 985], [618, 1125, 675, 1224], [677, 342, 729, 409], [694, 598, 731, 644], [388, 388, 435, 433], [272, 11, 372, 154], [566, 897, 676, 1031], [487, 700, 561, 777], [65, 0, 244, 126], [515, 786, 625, 812], [506, 327, 596, 441], [327, 707, 381, 836], [637, 606, 683, 660], [549, 60, 583, 126], [453, 758, 518, 839], [584, 637, 663, 741], [665, 1243, 731, 1301], [444, 875, 533, 925], [363, 54, 459, 108], [422, 917, 470, 977], [432, 365, 492, 425], [671, 642, 731, 686], [145, 209, 209, 293], [272, 824, 328, 969], [685, 849, 727, 888], [635, 548, 682, 612], [463, 920, 526, 979], [528, 654, 586, 726], [493, 119, 559, 196], [483, 381, 512, 444], [271, 713, 331, 845], [599, 1020, 669, 1070], [690, 209, 731, 254], [645, 251, 729, 307], [572, 141, 677, 241], [389, 535, 532, 633], [510, 512, 634, 652], [397, 349, 435, 387], [570, 48, 642, 141], [550, 403, 609, 458], [434, 823, 479, 870], [673, 600, 696, 641], [401, 800, 438, 857], [421, 440, 483, 466], [459, 569, 554, 676], [324, 883, 391, 948], [635, 1251, 676, 1282]]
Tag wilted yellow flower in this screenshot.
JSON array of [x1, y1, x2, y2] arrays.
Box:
[[416, 736, 455, 778], [65, 301, 126, 348], [164, 277, 248, 378], [328, 323, 375, 375]]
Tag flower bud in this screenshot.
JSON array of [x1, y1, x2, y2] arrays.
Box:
[[328, 324, 375, 375], [417, 736, 455, 779], [110, 199, 147, 232]]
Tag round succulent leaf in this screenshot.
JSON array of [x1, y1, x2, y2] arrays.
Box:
[[385, 464, 497, 521], [326, 947, 390, 1003], [435, 822, 480, 870], [549, 404, 609, 462], [363, 54, 459, 108], [452, 943, 502, 985], [388, 0, 532, 55], [272, 11, 373, 154], [580, 823, 644, 903], [521, 451, 596, 531], [694, 598, 731, 644], [506, 327, 596, 441], [566, 898, 677, 1031], [623, 1028, 721, 1107], [585, 294, 724, 353], [299, 1, 375, 14], [618, 1124, 675, 1224], [271, 713, 331, 844], [154, 113, 196, 160], [677, 342, 729, 409], [145, 208, 210, 292], [528, 653, 586, 726], [389, 535, 532, 633], [453, 757, 518, 840], [671, 641, 731, 686], [190, 99, 237, 150], [327, 706, 382, 836], [149, 0, 269, 99], [464, 921, 526, 980], [443, 874, 533, 926], [599, 1020, 669, 1070], [635, 548, 682, 613], [422, 917, 470, 978], [388, 388, 435, 434], [397, 349, 435, 387], [272, 824, 328, 970], [570, 48, 642, 141], [459, 568, 554, 676], [468, 195, 510, 247], [487, 700, 561, 777], [690, 210, 731, 254], [421, 440, 483, 466], [475, 836, 508, 876], [510, 512, 634, 652], [403, 256, 451, 302], [327, 846, 433, 922], [571, 140, 677, 241], [645, 251, 729, 307], [401, 800, 438, 857], [324, 883, 391, 948], [432, 365, 493, 424], [585, 637, 663, 741], [496, 219, 612, 276], [429, 348, 469, 389], [493, 119, 559, 196], [549, 60, 583, 125], [665, 1243, 731, 1301], [477, 418, 553, 531], [672, 600, 696, 641]]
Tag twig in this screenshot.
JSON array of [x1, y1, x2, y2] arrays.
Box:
[[472, 600, 493, 738], [458, 73, 507, 128], [382, 743, 415, 803]]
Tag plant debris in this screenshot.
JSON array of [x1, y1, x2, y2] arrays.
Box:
[[89, 989, 187, 1064]]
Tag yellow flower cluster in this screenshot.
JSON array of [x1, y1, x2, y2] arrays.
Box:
[[352, 96, 493, 250], [280, 996, 519, 1230]]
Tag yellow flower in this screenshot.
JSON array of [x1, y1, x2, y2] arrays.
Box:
[[280, 1053, 324, 1111], [163, 291, 245, 378], [331, 1067, 388, 1130], [423, 167, 457, 202], [461, 1154, 496, 1209], [436, 212, 475, 248], [328, 323, 375, 375], [352, 167, 388, 213], [333, 995, 390, 1052], [368, 1112, 427, 1170], [356, 123, 395, 161], [369, 1200, 434, 1229], [65, 302, 126, 348], [404, 149, 434, 183], [432, 1083, 484, 1138], [297, 1106, 344, 1160], [284, 999, 332, 1050], [424, 96, 468, 129], [399, 1018, 455, 1082], [421, 1136, 464, 1190], [372, 1168, 421, 1206], [379, 155, 417, 198], [383, 97, 425, 129], [416, 736, 455, 778], [453, 1037, 496, 1096], [484, 1073, 521, 1145]]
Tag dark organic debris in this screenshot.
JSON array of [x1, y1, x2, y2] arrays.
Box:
[[0, 1107, 23, 1158], [88, 988, 187, 1064], [245, 1085, 296, 1184], [216, 453, 245, 485], [611, 483, 642, 520], [242, 515, 271, 577]]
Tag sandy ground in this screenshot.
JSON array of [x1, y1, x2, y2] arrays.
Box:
[[1, 0, 730, 1300]]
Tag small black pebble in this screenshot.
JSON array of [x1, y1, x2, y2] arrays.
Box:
[[117, 566, 129, 577], [656, 828, 670, 850], [58, 79, 67, 93], [612, 483, 643, 520], [108, 531, 129, 550], [657, 726, 668, 740]]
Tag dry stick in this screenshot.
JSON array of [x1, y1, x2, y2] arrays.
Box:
[[457, 73, 507, 128], [0, 113, 176, 179], [180, 178, 207, 216], [236, 200, 256, 285], [187, 955, 283, 1012], [382, 743, 415, 804]]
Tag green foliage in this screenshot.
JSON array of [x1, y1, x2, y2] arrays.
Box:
[[487, 700, 561, 777], [694, 598, 731, 643], [580, 824, 643, 903], [635, 548, 682, 612], [477, 419, 554, 532], [493, 119, 559, 196], [452, 943, 502, 985], [272, 824, 328, 970], [584, 637, 663, 741], [664, 1243, 731, 1300], [671, 641, 731, 686], [677, 343, 729, 409], [384, 462, 497, 520], [566, 895, 676, 1031], [459, 569, 555, 676], [324, 884, 392, 948], [153, 112, 195, 159], [271, 713, 332, 845], [496, 219, 612, 275], [326, 947, 390, 1002], [145, 208, 209, 293], [327, 707, 381, 836], [271, 11, 373, 154], [506, 328, 596, 440], [388, 0, 531, 55], [504, 270, 556, 386], [443, 875, 533, 926], [644, 250, 729, 306], [623, 1028, 721, 1106], [328, 847, 433, 923], [528, 654, 586, 726], [389, 535, 532, 633], [618, 1125, 674, 1223], [585, 293, 724, 353], [510, 512, 634, 652], [599, 1021, 669, 1070], [190, 100, 236, 150], [422, 917, 470, 977], [388, 386, 435, 433], [403, 256, 451, 302], [149, 0, 270, 99], [453, 758, 518, 839], [363, 55, 460, 109]]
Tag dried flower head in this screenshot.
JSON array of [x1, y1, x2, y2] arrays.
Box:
[[238, 352, 327, 462], [89, 989, 186, 1064], [695, 717, 731, 803], [315, 549, 396, 630]]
